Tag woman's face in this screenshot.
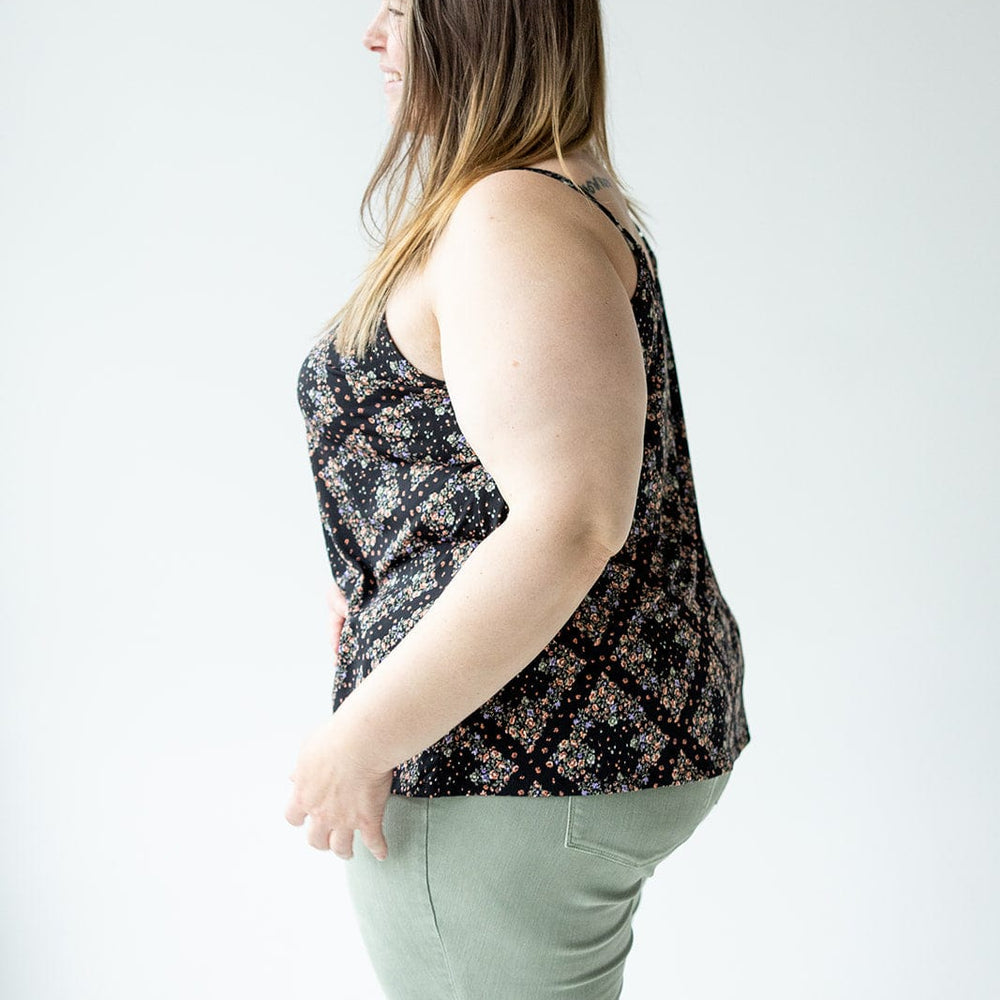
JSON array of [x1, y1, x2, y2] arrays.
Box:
[[362, 2, 409, 123]]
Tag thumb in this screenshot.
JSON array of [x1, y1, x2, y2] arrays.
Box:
[[359, 822, 389, 862]]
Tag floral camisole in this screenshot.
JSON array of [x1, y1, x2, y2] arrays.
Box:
[[297, 166, 751, 796]]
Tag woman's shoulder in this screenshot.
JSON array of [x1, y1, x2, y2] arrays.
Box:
[[428, 155, 639, 303], [428, 178, 617, 305], [449, 163, 588, 227]]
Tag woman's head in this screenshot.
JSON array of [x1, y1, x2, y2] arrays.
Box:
[[326, 0, 638, 359], [363, 0, 606, 163]]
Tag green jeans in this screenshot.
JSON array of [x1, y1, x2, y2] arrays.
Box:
[[344, 770, 732, 1000]]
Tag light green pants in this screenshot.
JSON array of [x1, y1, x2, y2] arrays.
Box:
[[345, 770, 732, 1000]]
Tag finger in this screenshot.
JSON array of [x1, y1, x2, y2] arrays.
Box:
[[284, 792, 308, 827], [359, 820, 388, 861], [285, 801, 307, 827], [306, 815, 333, 851], [328, 827, 354, 860]]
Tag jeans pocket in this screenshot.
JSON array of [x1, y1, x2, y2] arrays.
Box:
[[564, 772, 730, 871]]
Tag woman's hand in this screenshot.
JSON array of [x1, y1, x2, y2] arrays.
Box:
[[327, 581, 348, 658], [285, 713, 393, 861]]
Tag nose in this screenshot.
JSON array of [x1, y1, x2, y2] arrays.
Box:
[[362, 11, 386, 52]]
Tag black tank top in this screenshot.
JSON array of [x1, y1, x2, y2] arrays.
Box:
[[297, 166, 750, 796]]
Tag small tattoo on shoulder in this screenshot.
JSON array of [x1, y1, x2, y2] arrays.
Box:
[[580, 175, 613, 196]]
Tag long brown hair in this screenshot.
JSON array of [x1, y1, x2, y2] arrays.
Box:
[[319, 0, 650, 359]]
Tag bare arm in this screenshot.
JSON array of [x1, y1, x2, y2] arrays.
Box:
[[331, 171, 648, 772]]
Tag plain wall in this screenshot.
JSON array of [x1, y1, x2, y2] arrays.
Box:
[[1, 1, 997, 997]]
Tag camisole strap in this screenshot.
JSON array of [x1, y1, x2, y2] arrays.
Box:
[[507, 166, 645, 260]]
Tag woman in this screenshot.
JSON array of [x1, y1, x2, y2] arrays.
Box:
[[287, 1, 750, 997]]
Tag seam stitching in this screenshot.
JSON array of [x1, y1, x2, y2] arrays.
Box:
[[422, 798, 462, 1000]]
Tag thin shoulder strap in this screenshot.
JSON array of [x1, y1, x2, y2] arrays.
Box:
[[507, 166, 644, 255]]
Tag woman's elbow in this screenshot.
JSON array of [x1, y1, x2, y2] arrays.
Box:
[[591, 503, 637, 558], [510, 491, 638, 562]]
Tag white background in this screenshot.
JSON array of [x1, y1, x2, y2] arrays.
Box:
[[2, 1, 997, 997]]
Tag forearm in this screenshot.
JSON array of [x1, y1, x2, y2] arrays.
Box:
[[331, 512, 615, 772]]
